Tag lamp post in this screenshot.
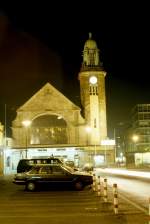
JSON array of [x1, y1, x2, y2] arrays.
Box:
[[114, 128, 116, 163], [22, 120, 31, 159], [132, 135, 139, 151], [132, 134, 139, 166]]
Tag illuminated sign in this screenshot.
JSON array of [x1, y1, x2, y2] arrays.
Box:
[[101, 139, 115, 146]]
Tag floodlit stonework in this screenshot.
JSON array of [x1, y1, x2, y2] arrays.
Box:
[[9, 33, 115, 173], [78, 33, 107, 144], [12, 82, 86, 148]]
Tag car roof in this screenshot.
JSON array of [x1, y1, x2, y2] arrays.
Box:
[[19, 157, 61, 161], [31, 164, 62, 167]]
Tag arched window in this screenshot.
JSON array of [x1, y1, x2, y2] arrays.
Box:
[[30, 115, 67, 145]]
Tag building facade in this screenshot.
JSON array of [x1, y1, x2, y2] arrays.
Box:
[[0, 122, 4, 174], [78, 32, 107, 144], [4, 34, 115, 174], [126, 104, 150, 167]]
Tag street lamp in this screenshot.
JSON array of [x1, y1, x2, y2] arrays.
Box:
[[132, 134, 139, 151], [132, 135, 139, 143], [22, 120, 31, 158]]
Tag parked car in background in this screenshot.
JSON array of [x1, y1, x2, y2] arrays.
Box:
[[82, 163, 94, 172], [13, 164, 93, 191], [17, 156, 63, 173], [65, 160, 75, 168]]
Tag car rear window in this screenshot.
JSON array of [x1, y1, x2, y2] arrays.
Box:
[[17, 158, 63, 173]]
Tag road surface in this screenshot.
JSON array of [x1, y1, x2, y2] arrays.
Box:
[[96, 168, 150, 212]]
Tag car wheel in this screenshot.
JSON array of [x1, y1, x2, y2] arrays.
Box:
[[26, 182, 36, 191], [75, 181, 83, 190]]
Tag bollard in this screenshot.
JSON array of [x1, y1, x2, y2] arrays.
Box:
[[95, 175, 99, 192], [92, 173, 96, 191], [113, 183, 119, 214], [148, 198, 150, 224], [97, 175, 101, 196], [103, 178, 108, 202]]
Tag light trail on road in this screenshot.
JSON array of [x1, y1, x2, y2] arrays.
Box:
[[97, 168, 150, 179], [95, 168, 150, 212]]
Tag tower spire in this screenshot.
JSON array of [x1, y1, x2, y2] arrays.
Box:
[[89, 32, 92, 39], [81, 33, 102, 71]]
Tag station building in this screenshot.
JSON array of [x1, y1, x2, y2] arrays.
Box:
[[1, 33, 115, 174]]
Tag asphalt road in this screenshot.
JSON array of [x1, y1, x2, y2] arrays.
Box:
[[96, 168, 150, 212], [0, 175, 147, 224]]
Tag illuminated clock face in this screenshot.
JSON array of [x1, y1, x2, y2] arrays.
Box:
[[89, 76, 97, 84]]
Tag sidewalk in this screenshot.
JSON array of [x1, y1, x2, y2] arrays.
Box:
[[89, 183, 148, 224], [0, 174, 149, 224], [88, 171, 149, 224]]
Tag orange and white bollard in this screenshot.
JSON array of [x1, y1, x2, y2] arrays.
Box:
[[148, 198, 150, 224], [113, 183, 119, 214], [97, 176, 101, 196], [92, 173, 96, 191], [103, 178, 108, 202]]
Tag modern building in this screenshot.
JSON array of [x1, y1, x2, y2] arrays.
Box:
[[0, 122, 4, 174], [4, 33, 115, 174], [126, 104, 150, 167], [0, 122, 13, 174]]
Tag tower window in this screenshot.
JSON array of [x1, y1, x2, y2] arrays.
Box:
[[93, 87, 95, 95], [96, 87, 98, 95], [89, 85, 98, 95], [89, 86, 92, 95]]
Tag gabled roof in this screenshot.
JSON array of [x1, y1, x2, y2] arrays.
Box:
[[18, 82, 80, 111]]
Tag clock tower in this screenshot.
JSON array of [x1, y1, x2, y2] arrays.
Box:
[[78, 33, 107, 145]]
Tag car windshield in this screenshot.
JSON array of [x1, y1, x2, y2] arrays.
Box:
[[62, 165, 74, 174]]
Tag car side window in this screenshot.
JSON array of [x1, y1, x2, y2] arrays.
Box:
[[40, 166, 52, 174], [30, 167, 40, 174], [28, 160, 34, 165], [36, 160, 41, 164], [52, 166, 64, 175]]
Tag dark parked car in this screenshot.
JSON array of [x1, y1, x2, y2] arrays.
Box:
[[17, 157, 63, 173], [13, 164, 93, 191]]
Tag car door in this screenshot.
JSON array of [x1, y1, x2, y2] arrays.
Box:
[[36, 166, 53, 187], [50, 165, 75, 188]]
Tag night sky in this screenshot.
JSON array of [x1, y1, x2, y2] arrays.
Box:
[[0, 3, 150, 137]]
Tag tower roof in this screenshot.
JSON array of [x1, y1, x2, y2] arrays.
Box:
[[81, 33, 103, 71], [84, 33, 97, 50]]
